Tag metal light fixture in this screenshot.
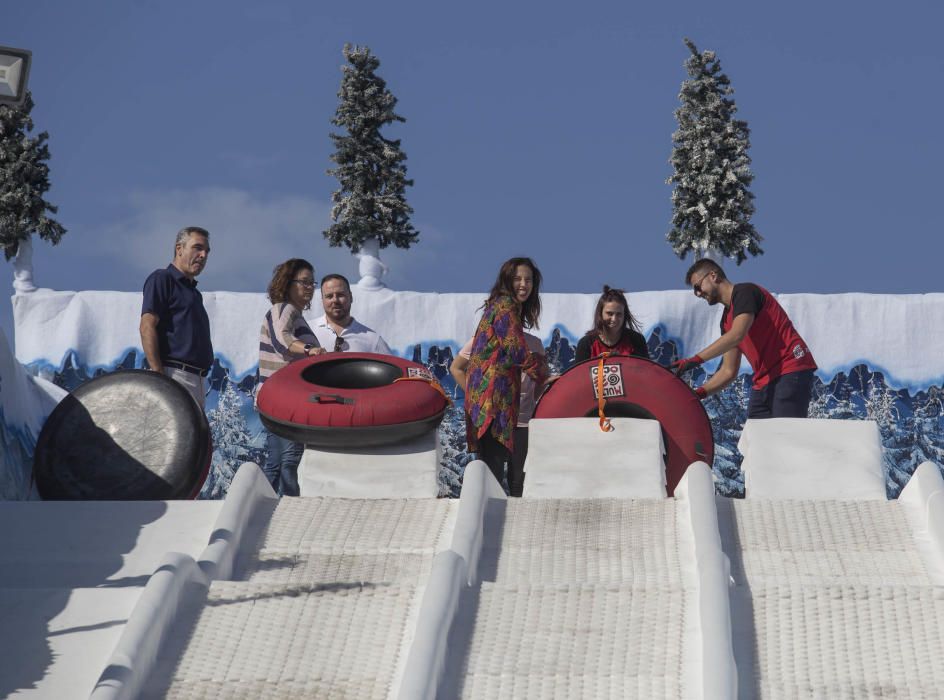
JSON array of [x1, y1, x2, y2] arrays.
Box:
[[0, 45, 32, 107]]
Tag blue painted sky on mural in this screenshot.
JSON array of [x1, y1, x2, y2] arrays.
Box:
[[3, 0, 942, 341]]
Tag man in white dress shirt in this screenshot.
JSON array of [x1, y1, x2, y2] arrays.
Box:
[[312, 274, 392, 354]]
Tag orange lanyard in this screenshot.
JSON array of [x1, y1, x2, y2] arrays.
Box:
[[597, 353, 614, 432], [393, 376, 453, 406]]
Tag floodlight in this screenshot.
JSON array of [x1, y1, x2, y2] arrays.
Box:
[[0, 46, 32, 107]]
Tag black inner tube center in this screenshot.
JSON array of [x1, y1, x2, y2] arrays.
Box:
[[301, 358, 402, 389], [582, 401, 656, 421], [583, 401, 669, 452]]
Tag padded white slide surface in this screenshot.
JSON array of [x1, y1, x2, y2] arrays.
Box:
[[452, 584, 688, 699], [244, 496, 455, 582], [441, 498, 695, 699], [721, 497, 944, 699], [157, 581, 417, 699], [723, 500, 929, 586], [151, 497, 456, 699], [483, 499, 684, 586], [748, 584, 944, 699], [63, 443, 943, 700]]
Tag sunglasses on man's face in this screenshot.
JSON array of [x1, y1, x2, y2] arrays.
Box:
[[692, 271, 713, 296], [334, 335, 344, 352]]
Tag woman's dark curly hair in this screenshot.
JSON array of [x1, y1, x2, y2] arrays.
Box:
[[485, 256, 542, 329], [267, 258, 315, 308]]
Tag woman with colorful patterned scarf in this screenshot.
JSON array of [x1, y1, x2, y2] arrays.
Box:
[[464, 257, 548, 494]]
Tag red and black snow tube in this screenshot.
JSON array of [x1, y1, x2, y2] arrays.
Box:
[[257, 352, 448, 447], [34, 370, 212, 500], [533, 355, 713, 496]]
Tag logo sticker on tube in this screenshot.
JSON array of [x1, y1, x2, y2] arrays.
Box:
[[407, 367, 433, 381], [590, 363, 625, 399]]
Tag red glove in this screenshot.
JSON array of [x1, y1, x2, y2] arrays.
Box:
[[671, 355, 704, 376], [694, 386, 707, 399]]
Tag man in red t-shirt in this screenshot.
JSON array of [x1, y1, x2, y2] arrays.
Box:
[[672, 259, 817, 418]]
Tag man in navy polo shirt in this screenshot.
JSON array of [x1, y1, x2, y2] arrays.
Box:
[[673, 259, 817, 418], [139, 226, 213, 409]]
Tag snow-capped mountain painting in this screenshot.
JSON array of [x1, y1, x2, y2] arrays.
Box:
[[14, 326, 942, 501]]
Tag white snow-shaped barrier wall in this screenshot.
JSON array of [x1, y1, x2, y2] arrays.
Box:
[[739, 418, 887, 500], [523, 417, 667, 498], [8, 288, 944, 499], [0, 322, 66, 499]]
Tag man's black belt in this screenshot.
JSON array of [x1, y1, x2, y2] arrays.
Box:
[[164, 359, 209, 377]]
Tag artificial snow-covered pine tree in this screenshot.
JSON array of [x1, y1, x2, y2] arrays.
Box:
[[325, 44, 418, 254], [205, 379, 255, 497], [667, 38, 761, 264], [0, 92, 66, 261]]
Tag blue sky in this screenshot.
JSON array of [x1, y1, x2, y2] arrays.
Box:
[[3, 0, 942, 342]]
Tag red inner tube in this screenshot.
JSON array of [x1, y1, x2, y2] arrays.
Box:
[[257, 352, 448, 446], [533, 355, 713, 496]]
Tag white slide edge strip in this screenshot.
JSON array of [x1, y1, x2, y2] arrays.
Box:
[[197, 461, 277, 580], [899, 460, 944, 584], [675, 462, 737, 700], [394, 461, 503, 698], [89, 462, 276, 699], [450, 459, 505, 585], [88, 552, 208, 700], [394, 550, 465, 700]]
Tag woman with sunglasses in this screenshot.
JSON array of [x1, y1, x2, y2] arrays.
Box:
[[574, 285, 650, 362], [257, 258, 324, 495], [462, 257, 548, 495]]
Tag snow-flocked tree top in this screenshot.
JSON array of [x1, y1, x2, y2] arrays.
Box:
[[324, 44, 418, 253], [666, 38, 762, 265], [0, 92, 66, 260]]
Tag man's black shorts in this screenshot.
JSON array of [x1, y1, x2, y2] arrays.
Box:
[[747, 369, 815, 419]]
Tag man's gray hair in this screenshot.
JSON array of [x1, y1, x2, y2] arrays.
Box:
[[175, 226, 210, 249]]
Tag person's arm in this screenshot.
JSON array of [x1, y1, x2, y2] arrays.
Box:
[[699, 346, 742, 397], [140, 272, 168, 372], [675, 285, 763, 374], [632, 330, 651, 361], [139, 313, 163, 372], [289, 339, 324, 356], [574, 335, 591, 363], [673, 312, 754, 375], [283, 335, 324, 356], [695, 313, 754, 363], [522, 351, 547, 383], [529, 348, 548, 393], [451, 338, 475, 393], [271, 306, 323, 358], [522, 334, 548, 383], [450, 354, 470, 392]]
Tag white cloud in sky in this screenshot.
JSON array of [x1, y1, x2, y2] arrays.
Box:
[[102, 187, 450, 293]]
